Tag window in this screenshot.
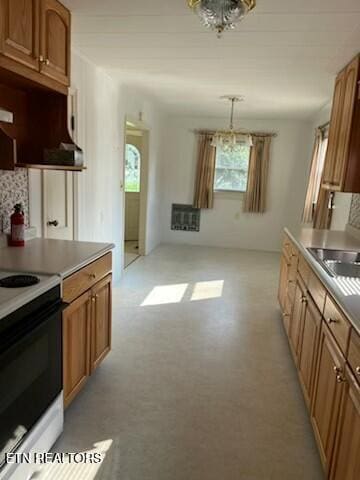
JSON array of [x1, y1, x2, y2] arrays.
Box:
[[125, 144, 141, 193], [214, 144, 251, 192]]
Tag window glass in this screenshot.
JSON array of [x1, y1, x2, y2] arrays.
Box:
[[214, 144, 250, 192], [125, 144, 141, 193]]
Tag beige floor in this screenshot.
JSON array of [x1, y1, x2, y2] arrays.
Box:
[[51, 245, 324, 480], [124, 240, 140, 268]]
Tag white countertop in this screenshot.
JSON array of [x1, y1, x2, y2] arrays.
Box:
[[285, 227, 360, 335], [0, 238, 114, 278]]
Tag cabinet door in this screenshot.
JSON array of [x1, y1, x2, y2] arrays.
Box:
[[63, 290, 91, 407], [298, 295, 322, 409], [330, 368, 360, 480], [39, 0, 70, 85], [288, 278, 306, 362], [278, 255, 289, 313], [311, 322, 346, 475], [90, 274, 112, 372], [0, 0, 39, 70], [332, 57, 359, 190], [323, 70, 346, 188]]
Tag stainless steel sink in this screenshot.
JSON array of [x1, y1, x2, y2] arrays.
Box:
[[307, 248, 360, 278]]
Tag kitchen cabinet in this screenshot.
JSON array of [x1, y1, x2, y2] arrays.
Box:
[[330, 367, 360, 480], [279, 232, 360, 478], [298, 294, 322, 409], [62, 253, 112, 407], [311, 322, 346, 475], [288, 278, 306, 362], [39, 0, 70, 86], [322, 54, 360, 192], [0, 0, 70, 93], [90, 274, 112, 372], [63, 290, 92, 407], [0, 0, 39, 71]]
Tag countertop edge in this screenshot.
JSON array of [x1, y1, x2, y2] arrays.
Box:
[[284, 228, 360, 336], [59, 243, 115, 279]]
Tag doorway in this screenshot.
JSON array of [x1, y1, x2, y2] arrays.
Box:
[[124, 124, 148, 268]]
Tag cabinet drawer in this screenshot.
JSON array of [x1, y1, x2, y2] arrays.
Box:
[[63, 253, 112, 303], [323, 296, 351, 354], [298, 255, 311, 286], [282, 235, 293, 262], [348, 329, 360, 379], [308, 272, 327, 315]]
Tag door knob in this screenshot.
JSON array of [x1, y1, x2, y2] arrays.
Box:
[[47, 220, 59, 227]]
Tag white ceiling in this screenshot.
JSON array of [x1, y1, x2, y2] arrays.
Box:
[[63, 0, 360, 119]]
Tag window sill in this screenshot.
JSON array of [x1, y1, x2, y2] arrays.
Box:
[[214, 190, 245, 200]]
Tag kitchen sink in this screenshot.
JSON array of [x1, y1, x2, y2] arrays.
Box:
[[307, 248, 360, 278]]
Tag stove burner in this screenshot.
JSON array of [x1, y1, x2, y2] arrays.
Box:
[[0, 275, 40, 288]]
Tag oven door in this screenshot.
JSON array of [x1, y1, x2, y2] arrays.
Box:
[[0, 297, 64, 467]]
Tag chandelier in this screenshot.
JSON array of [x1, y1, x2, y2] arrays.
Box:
[[188, 0, 256, 37], [211, 96, 252, 151]]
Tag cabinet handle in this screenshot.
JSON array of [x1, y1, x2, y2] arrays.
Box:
[[327, 317, 339, 324], [89, 273, 96, 280], [336, 374, 346, 383], [39, 55, 50, 65], [91, 296, 96, 303], [333, 366, 342, 374], [301, 296, 307, 304], [356, 366, 360, 375]]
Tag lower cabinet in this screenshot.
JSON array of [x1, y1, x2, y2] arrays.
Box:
[[90, 274, 112, 372], [62, 254, 113, 407], [311, 323, 346, 475], [298, 294, 322, 408], [279, 233, 360, 479], [63, 290, 92, 406], [330, 367, 360, 480]]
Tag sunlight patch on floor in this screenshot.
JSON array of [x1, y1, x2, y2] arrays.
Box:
[[31, 439, 113, 480], [191, 280, 224, 301]]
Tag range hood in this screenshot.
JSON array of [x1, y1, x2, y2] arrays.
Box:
[[0, 108, 13, 124], [0, 84, 84, 172]]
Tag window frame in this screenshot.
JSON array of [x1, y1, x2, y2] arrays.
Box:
[[213, 144, 251, 194], [125, 143, 141, 193]]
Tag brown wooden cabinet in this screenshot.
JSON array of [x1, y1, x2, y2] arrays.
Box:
[[39, 0, 70, 86], [62, 253, 113, 407], [279, 232, 360, 478], [330, 367, 360, 480], [322, 54, 360, 192], [63, 290, 92, 407], [311, 322, 346, 475], [288, 278, 306, 362], [0, 0, 70, 92], [298, 294, 322, 409], [91, 274, 112, 372], [0, 0, 39, 70]]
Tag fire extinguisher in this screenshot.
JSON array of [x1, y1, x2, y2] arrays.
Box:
[[9, 203, 25, 247]]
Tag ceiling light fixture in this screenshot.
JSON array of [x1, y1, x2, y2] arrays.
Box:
[[211, 96, 252, 151], [188, 0, 256, 37]]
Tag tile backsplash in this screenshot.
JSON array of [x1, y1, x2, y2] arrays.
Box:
[[0, 168, 29, 233], [348, 194, 360, 230]]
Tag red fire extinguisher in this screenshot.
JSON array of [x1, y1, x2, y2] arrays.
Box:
[[9, 203, 25, 247]]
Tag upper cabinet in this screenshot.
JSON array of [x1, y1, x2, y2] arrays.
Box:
[[0, 0, 70, 93], [39, 0, 70, 86], [0, 0, 39, 71], [322, 55, 360, 192]]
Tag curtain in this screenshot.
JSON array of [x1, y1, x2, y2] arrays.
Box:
[[302, 129, 323, 223], [193, 133, 216, 209], [243, 135, 272, 213], [313, 188, 333, 229]]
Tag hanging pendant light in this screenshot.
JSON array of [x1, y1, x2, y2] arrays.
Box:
[[188, 0, 256, 37], [211, 96, 253, 151]]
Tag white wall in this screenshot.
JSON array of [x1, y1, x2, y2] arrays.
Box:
[[29, 53, 166, 282], [160, 116, 313, 252]]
